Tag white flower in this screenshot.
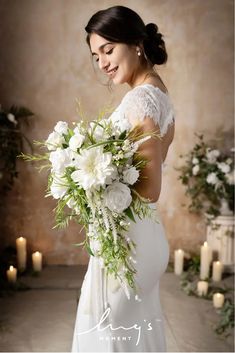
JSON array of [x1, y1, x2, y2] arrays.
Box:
[[226, 169, 235, 185], [90, 238, 101, 256], [226, 158, 233, 165], [54, 121, 68, 135], [192, 157, 199, 164], [69, 134, 85, 151], [89, 121, 109, 141], [46, 131, 65, 151], [206, 172, 219, 185], [70, 146, 116, 190], [217, 162, 230, 174], [49, 148, 72, 173], [206, 148, 220, 163], [7, 113, 17, 125], [103, 181, 132, 213], [50, 174, 68, 199], [192, 164, 200, 176], [122, 167, 139, 185], [109, 114, 132, 136], [66, 197, 80, 214]]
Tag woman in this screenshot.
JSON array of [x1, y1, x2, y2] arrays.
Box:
[[71, 5, 175, 352]]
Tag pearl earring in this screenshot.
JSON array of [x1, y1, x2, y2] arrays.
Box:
[[137, 50, 141, 56]]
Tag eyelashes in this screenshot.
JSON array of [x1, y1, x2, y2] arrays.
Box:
[[95, 48, 114, 62]]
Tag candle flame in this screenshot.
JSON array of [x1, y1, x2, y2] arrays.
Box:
[[9, 266, 14, 271], [203, 241, 208, 246]]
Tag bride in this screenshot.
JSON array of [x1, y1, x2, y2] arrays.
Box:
[[71, 5, 175, 352]]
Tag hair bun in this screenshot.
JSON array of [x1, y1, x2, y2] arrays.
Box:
[[145, 23, 162, 43], [144, 23, 167, 65]]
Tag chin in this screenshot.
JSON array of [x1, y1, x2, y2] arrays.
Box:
[[112, 75, 127, 85]]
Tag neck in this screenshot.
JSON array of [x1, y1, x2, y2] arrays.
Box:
[[128, 64, 157, 89]]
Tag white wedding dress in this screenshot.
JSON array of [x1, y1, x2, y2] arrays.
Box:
[[71, 84, 175, 352]]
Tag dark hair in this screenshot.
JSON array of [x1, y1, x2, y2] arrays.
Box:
[[85, 6, 168, 66]]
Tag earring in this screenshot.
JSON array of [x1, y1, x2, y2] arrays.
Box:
[[137, 50, 141, 56]]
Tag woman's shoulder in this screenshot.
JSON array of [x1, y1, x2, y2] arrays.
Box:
[[119, 83, 175, 136]]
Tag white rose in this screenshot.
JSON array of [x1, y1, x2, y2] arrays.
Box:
[[206, 172, 219, 185], [69, 134, 85, 151], [192, 164, 200, 176], [212, 149, 220, 157], [54, 121, 68, 135], [217, 162, 230, 174], [206, 148, 220, 163], [122, 167, 139, 185], [49, 148, 72, 173], [50, 174, 68, 199], [103, 181, 132, 213], [46, 131, 65, 151], [7, 113, 17, 125], [192, 157, 199, 164]]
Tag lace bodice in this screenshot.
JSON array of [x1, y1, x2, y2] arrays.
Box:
[[109, 83, 175, 137]]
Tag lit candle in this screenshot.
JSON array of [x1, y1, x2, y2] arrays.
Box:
[[16, 237, 27, 271], [200, 241, 211, 280], [32, 251, 42, 272], [212, 261, 223, 281], [174, 249, 184, 275], [213, 293, 225, 308], [6, 265, 17, 283], [197, 281, 208, 296]]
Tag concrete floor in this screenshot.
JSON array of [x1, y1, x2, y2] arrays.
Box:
[[0, 265, 234, 352]]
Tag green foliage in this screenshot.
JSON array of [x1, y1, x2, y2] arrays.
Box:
[[0, 104, 34, 193], [214, 298, 234, 337]]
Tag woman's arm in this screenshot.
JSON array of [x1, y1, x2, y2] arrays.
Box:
[[130, 116, 162, 203]]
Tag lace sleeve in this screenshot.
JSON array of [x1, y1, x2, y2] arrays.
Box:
[[119, 85, 175, 137]]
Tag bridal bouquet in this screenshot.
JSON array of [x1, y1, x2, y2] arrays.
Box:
[[21, 105, 160, 299]]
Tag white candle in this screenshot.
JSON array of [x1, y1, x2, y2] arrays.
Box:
[[212, 261, 223, 281], [32, 251, 42, 272], [200, 241, 211, 280], [174, 249, 184, 275], [197, 281, 208, 296], [16, 237, 27, 271], [213, 293, 225, 308], [6, 265, 17, 283]]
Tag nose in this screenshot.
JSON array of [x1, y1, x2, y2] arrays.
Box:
[[98, 55, 110, 72]]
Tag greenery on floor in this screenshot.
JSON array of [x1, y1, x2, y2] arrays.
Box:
[[179, 254, 234, 338]]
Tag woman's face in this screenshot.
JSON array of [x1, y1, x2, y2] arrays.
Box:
[[89, 33, 141, 86]]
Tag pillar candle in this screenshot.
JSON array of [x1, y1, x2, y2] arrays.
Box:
[[16, 237, 27, 271], [200, 241, 211, 280], [212, 261, 223, 281], [197, 281, 208, 296], [213, 293, 224, 308], [174, 249, 184, 275], [32, 251, 42, 272], [6, 265, 17, 283]]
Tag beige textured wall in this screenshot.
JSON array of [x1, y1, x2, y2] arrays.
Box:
[[0, 0, 233, 265]]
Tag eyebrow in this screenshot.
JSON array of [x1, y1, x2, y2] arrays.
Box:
[[91, 42, 113, 56]]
